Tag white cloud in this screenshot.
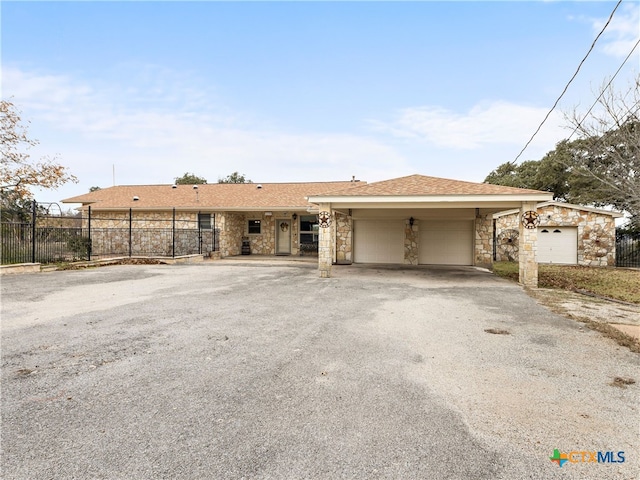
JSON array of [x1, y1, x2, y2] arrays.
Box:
[[369, 101, 566, 152], [592, 3, 640, 58], [3, 65, 409, 202]]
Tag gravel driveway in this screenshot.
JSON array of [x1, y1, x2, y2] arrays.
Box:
[[1, 260, 638, 479]]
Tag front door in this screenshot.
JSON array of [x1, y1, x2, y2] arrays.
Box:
[[276, 219, 291, 255]]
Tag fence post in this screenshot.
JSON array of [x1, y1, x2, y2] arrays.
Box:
[[172, 207, 176, 258], [87, 206, 92, 261], [129, 208, 133, 257], [212, 213, 216, 252], [31, 200, 37, 263], [198, 210, 202, 255]]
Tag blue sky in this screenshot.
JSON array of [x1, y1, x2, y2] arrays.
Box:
[[2, 1, 638, 205]]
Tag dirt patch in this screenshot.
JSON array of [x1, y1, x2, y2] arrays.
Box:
[[528, 288, 640, 353]]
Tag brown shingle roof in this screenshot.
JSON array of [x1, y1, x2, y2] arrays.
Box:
[[62, 181, 361, 210], [310, 174, 549, 196]]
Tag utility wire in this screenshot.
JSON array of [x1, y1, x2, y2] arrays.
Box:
[[511, 0, 623, 164], [567, 37, 640, 142]]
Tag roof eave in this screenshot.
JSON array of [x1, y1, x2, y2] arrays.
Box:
[[74, 205, 316, 212], [307, 193, 553, 204]]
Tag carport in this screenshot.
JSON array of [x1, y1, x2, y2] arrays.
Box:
[[307, 175, 552, 286]]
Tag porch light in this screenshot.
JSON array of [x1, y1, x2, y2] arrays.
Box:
[[409, 217, 414, 227], [292, 213, 297, 220]]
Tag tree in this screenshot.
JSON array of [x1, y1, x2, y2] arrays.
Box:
[[174, 172, 207, 185], [1, 100, 77, 198], [0, 190, 33, 222], [218, 171, 252, 184], [486, 76, 639, 227], [484, 154, 571, 200], [1, 100, 77, 220], [561, 78, 639, 226]]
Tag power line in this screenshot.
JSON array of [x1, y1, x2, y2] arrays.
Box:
[[567, 37, 640, 142], [510, 0, 623, 165]]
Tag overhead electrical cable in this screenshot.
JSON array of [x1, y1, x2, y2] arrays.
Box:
[[567, 37, 640, 142], [510, 0, 623, 165]]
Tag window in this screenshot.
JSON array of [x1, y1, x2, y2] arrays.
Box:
[[299, 215, 319, 245], [198, 213, 212, 230], [248, 219, 261, 234]]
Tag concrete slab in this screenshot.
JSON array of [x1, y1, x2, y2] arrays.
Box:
[[1, 263, 638, 479]]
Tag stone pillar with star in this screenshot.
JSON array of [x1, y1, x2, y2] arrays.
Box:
[[518, 201, 539, 287], [317, 204, 333, 278]]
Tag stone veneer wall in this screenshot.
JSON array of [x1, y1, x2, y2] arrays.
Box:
[[218, 211, 305, 257], [474, 214, 493, 268], [85, 210, 198, 229], [219, 212, 245, 257], [495, 205, 616, 266], [248, 213, 276, 255], [84, 210, 213, 257], [335, 213, 352, 263]]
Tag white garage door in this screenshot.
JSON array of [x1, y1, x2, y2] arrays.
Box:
[[537, 227, 577, 264], [419, 220, 473, 265], [353, 220, 404, 264]]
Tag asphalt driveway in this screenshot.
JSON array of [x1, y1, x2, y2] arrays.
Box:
[[1, 260, 638, 479]]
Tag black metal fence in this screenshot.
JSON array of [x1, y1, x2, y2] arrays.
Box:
[[1, 202, 218, 265], [616, 232, 640, 268]]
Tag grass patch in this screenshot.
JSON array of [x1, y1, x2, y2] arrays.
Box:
[[492, 262, 640, 304]]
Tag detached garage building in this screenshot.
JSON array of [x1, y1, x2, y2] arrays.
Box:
[[494, 201, 622, 266], [308, 174, 553, 285]]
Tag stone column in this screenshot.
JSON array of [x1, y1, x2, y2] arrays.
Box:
[[518, 201, 538, 287], [404, 219, 418, 265], [474, 213, 493, 268], [318, 203, 332, 278]]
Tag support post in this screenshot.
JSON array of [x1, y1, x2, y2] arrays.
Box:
[[519, 201, 538, 287], [172, 207, 176, 258], [129, 207, 133, 257], [198, 211, 202, 255], [87, 206, 92, 261], [212, 214, 216, 252], [318, 203, 332, 278]]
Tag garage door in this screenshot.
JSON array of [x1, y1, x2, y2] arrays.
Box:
[[419, 220, 473, 265], [537, 227, 577, 264], [353, 220, 404, 264]]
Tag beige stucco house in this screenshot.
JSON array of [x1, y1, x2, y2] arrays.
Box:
[[494, 201, 622, 266], [63, 174, 555, 286]]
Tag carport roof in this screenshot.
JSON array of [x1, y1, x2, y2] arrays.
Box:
[[310, 174, 548, 197], [307, 174, 553, 209]]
